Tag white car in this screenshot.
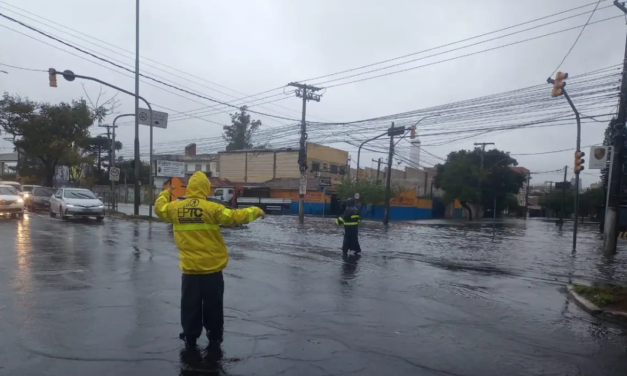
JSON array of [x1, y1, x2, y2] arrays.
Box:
[[49, 188, 105, 221], [0, 184, 24, 219]]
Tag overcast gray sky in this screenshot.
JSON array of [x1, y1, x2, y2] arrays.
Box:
[[0, 0, 624, 186]]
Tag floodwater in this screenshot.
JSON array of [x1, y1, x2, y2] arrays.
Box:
[[0, 212, 626, 375]]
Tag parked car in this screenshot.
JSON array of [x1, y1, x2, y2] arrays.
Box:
[[49, 188, 105, 221], [0, 184, 24, 218], [26, 186, 55, 211], [21, 184, 40, 201]]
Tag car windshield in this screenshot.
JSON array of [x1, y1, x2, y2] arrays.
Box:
[[63, 190, 97, 199], [34, 187, 55, 197], [0, 187, 17, 195], [23, 186, 36, 192]]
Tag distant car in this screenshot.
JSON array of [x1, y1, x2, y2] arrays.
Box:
[[21, 184, 40, 201], [49, 188, 105, 221], [0, 184, 24, 219], [26, 186, 55, 211]]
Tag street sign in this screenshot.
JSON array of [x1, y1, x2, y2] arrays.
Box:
[[319, 176, 332, 187], [137, 108, 169, 129], [299, 185, 307, 195], [155, 160, 186, 178], [109, 167, 120, 182], [589, 146, 608, 169], [354, 193, 360, 200]]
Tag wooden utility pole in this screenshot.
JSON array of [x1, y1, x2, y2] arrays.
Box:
[[287, 82, 322, 224], [474, 142, 495, 169]]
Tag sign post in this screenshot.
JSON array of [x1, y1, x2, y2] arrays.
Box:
[[137, 107, 169, 218], [108, 167, 120, 211]]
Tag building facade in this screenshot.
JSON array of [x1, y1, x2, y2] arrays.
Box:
[[218, 143, 349, 183]]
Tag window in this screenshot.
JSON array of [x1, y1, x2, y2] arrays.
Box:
[[205, 164, 211, 172], [64, 189, 97, 199], [339, 165, 346, 175], [185, 164, 190, 172], [330, 164, 338, 174], [195, 164, 202, 171], [34, 187, 55, 197], [311, 161, 320, 172], [0, 187, 16, 195]]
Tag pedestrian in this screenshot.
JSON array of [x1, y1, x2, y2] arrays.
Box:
[[334, 198, 361, 254], [155, 171, 265, 350]]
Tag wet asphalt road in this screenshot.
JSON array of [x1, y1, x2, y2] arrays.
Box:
[[1, 213, 627, 375]]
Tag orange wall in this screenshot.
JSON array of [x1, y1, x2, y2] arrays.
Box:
[[164, 177, 217, 201], [390, 188, 432, 209], [270, 189, 329, 203]]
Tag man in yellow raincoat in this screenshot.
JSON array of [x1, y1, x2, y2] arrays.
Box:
[[155, 171, 265, 349]]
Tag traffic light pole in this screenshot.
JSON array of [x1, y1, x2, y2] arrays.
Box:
[[559, 166, 568, 229], [562, 89, 582, 252], [383, 123, 396, 226], [49, 69, 153, 215]]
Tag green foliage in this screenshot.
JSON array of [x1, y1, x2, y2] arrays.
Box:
[[0, 93, 94, 186], [433, 148, 525, 216], [223, 106, 262, 151], [337, 175, 402, 207], [572, 283, 627, 308]]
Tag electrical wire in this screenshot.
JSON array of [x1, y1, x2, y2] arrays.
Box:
[[549, 0, 603, 77]]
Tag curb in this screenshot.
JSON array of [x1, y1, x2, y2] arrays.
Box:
[[566, 285, 603, 315]]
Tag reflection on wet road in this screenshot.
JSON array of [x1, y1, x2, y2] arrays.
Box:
[[1, 213, 626, 375]]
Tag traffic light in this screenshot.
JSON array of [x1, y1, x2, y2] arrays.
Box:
[[48, 68, 57, 88], [410, 126, 416, 139], [551, 71, 568, 97], [574, 150, 585, 173]]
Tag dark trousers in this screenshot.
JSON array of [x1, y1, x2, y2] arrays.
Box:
[[342, 226, 361, 253], [181, 272, 224, 342]]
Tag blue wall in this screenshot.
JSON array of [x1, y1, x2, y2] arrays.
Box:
[[453, 208, 463, 218], [288, 202, 331, 215], [370, 206, 432, 221]]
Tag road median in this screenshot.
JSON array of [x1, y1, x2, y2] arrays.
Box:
[[567, 284, 627, 323]]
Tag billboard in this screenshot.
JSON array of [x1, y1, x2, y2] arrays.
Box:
[[589, 146, 608, 170], [156, 160, 185, 178]]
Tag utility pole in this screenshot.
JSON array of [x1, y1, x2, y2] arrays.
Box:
[[475, 142, 494, 220], [383, 123, 406, 225], [288, 82, 322, 224], [524, 174, 531, 220], [602, 1, 627, 254], [375, 158, 382, 182], [474, 142, 495, 169]]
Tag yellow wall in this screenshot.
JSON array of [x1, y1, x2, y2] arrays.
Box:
[[246, 152, 275, 183], [274, 152, 299, 178], [306, 143, 348, 182], [454, 199, 462, 209], [270, 189, 329, 203], [218, 153, 246, 182]]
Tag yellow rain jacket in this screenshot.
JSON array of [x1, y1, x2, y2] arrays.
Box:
[[155, 171, 264, 274]]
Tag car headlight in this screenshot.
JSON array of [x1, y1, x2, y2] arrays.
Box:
[[66, 204, 75, 208], [23, 193, 29, 197], [98, 205, 104, 209], [17, 198, 23, 203]]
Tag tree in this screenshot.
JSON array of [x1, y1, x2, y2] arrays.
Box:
[[0, 93, 95, 186], [82, 136, 122, 183], [337, 176, 402, 217], [223, 106, 262, 151], [579, 187, 604, 219], [433, 148, 525, 220]]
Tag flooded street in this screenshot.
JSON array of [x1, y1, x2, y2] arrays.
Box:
[[1, 213, 627, 375]]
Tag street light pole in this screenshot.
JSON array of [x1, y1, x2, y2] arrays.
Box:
[[134, 0, 141, 216]]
